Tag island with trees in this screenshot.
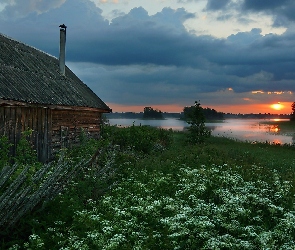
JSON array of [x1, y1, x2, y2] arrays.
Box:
[[143, 107, 164, 119]]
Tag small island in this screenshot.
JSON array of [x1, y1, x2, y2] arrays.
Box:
[[143, 106, 164, 119]]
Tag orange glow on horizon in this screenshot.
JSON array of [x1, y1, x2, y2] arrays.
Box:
[[210, 102, 292, 114], [107, 102, 293, 114]]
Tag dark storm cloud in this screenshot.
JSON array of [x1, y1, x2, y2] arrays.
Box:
[[240, 0, 295, 24], [205, 0, 231, 11], [177, 0, 201, 3], [0, 0, 108, 56], [275, 3, 295, 23], [70, 63, 237, 106], [213, 29, 284, 65], [67, 7, 199, 67], [242, 0, 290, 11], [205, 0, 295, 27]]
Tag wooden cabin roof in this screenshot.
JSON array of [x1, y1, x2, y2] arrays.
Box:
[[0, 34, 111, 112]]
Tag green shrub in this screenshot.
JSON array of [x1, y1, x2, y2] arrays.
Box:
[[17, 162, 295, 249], [184, 101, 211, 144], [102, 125, 172, 153], [0, 136, 11, 169], [14, 129, 38, 166]]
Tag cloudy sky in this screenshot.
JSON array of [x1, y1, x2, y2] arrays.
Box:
[[1, 0, 295, 114]]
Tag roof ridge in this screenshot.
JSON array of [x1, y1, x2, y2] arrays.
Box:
[[0, 32, 58, 60]]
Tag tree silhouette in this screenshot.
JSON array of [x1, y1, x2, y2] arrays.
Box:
[[290, 102, 295, 121], [143, 107, 163, 119], [184, 101, 211, 144]]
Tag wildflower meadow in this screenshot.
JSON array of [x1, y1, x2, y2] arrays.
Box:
[[1, 125, 295, 249]]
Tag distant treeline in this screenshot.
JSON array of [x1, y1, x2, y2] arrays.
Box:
[[105, 104, 293, 121], [180, 106, 224, 121], [224, 113, 291, 119], [198, 107, 224, 120], [105, 106, 224, 120]]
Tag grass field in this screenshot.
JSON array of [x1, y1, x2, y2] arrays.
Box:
[[2, 126, 295, 249]]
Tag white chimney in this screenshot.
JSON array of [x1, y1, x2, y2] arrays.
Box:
[[59, 24, 67, 76]]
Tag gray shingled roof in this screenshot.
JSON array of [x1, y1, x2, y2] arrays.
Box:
[[0, 34, 111, 111]]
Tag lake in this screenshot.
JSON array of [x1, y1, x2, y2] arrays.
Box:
[[107, 118, 295, 145]]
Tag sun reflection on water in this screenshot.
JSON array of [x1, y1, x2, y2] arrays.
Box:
[[207, 119, 294, 145], [269, 125, 279, 133]]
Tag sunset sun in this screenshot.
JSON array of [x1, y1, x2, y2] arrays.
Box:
[[271, 102, 283, 111]]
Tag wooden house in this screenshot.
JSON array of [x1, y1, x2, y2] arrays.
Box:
[[0, 26, 111, 162]]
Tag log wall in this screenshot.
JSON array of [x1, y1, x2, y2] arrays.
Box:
[[0, 106, 52, 162], [0, 104, 103, 162], [51, 109, 102, 154]]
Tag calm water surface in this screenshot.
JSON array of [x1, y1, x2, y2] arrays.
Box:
[[108, 118, 295, 145]]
